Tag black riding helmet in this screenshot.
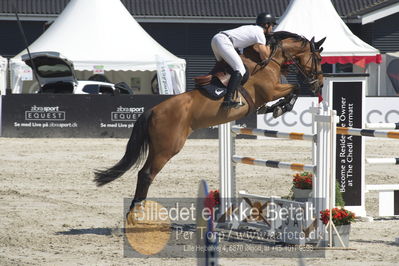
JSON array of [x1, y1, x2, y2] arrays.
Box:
[[256, 12, 277, 26]]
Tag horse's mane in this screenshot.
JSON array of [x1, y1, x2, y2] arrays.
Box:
[[268, 31, 307, 42], [242, 31, 309, 65], [267, 31, 308, 48]]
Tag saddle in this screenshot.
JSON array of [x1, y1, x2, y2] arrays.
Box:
[[194, 61, 298, 118], [194, 61, 237, 88], [194, 62, 256, 115]]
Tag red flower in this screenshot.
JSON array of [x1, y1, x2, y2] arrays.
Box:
[[206, 190, 220, 209], [320, 208, 356, 226], [293, 172, 313, 189]]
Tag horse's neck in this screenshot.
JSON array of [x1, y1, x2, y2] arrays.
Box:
[[239, 40, 307, 106], [241, 56, 282, 107], [240, 41, 302, 105], [243, 40, 306, 81]]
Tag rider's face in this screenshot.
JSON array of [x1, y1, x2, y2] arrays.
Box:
[[265, 24, 274, 34]]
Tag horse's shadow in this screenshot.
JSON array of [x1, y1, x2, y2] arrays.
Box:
[[56, 223, 197, 236], [56, 227, 121, 236]]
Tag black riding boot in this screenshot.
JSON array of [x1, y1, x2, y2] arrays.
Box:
[[223, 71, 242, 108]]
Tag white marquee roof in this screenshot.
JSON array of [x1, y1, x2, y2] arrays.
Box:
[[387, 51, 399, 58], [12, 0, 185, 71], [10, 0, 186, 93], [275, 0, 381, 64]]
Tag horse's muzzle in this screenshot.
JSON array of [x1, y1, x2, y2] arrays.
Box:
[[309, 79, 323, 95]]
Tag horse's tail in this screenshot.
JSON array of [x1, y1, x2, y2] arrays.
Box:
[[94, 110, 152, 187]]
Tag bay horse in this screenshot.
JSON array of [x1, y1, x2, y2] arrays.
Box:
[[94, 31, 325, 220]]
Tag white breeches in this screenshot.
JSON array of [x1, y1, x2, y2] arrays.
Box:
[[211, 34, 246, 76]]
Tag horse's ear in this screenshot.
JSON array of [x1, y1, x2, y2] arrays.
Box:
[[310, 37, 316, 52], [316, 37, 326, 49]]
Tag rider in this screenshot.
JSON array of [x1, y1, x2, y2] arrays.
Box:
[[211, 12, 277, 108]]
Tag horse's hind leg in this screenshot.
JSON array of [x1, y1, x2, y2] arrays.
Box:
[[127, 135, 189, 225], [129, 147, 170, 209], [129, 107, 192, 211]]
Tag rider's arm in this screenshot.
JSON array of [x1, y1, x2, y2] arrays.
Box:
[[253, 43, 270, 61]]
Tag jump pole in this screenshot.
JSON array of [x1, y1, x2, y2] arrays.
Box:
[[366, 158, 399, 165], [365, 123, 399, 130]]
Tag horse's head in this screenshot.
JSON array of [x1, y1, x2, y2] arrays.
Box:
[[296, 37, 325, 94], [272, 32, 326, 95]]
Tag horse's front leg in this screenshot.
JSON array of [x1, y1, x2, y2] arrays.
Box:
[[258, 84, 298, 117], [271, 83, 296, 101]]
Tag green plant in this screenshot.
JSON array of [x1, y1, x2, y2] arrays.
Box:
[[335, 181, 345, 207]]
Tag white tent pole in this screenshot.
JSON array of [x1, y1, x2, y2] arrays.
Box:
[[377, 63, 381, 96]]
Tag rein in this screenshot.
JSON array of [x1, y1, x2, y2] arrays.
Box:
[[251, 45, 280, 74], [283, 45, 321, 84], [254, 38, 322, 89]]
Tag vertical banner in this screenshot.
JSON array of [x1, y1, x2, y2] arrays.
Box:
[[93, 65, 105, 75], [21, 67, 33, 81], [333, 82, 363, 207], [323, 75, 367, 217], [0, 57, 7, 95], [395, 190, 399, 216], [156, 55, 174, 95], [0, 95, 2, 136]]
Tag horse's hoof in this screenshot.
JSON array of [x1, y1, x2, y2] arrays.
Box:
[[126, 203, 146, 226], [124, 200, 172, 255], [126, 211, 137, 226], [273, 106, 284, 118]]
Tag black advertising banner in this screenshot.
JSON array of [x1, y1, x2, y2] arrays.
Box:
[[1, 94, 255, 138], [1, 94, 170, 138], [333, 82, 363, 206]]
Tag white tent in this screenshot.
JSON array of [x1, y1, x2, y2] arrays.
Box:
[[0, 56, 7, 95], [10, 0, 186, 94], [387, 51, 399, 58], [275, 0, 381, 65]]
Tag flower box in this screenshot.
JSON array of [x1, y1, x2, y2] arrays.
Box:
[[320, 208, 355, 247], [332, 224, 351, 247], [292, 172, 313, 201], [292, 187, 312, 201]]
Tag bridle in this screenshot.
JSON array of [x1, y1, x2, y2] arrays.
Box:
[[258, 37, 324, 94]]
